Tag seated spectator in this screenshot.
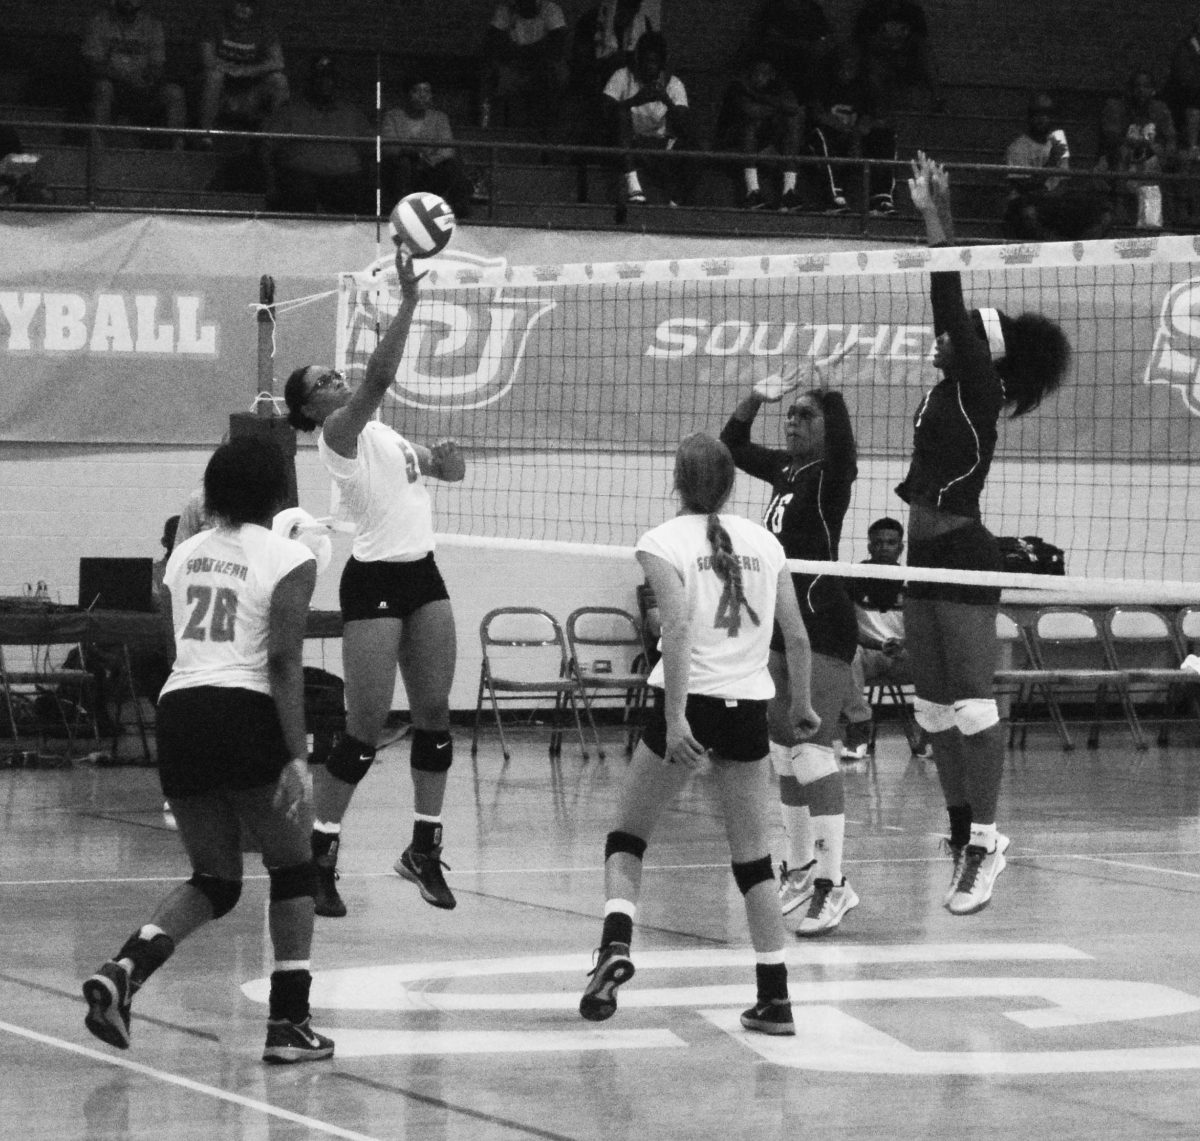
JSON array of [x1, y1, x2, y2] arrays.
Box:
[[1165, 12, 1200, 159], [571, 0, 656, 95], [1098, 69, 1177, 229], [714, 55, 805, 212], [481, 0, 570, 140], [81, 0, 187, 149], [381, 76, 475, 220], [807, 47, 897, 215], [840, 517, 928, 760], [197, 0, 288, 145], [262, 55, 373, 216], [0, 125, 52, 205], [750, 0, 835, 106], [1004, 92, 1111, 241], [851, 0, 944, 124], [602, 31, 695, 205]]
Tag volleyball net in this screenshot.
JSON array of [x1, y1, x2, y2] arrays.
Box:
[[330, 235, 1200, 602]]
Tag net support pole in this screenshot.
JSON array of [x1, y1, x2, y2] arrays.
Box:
[[228, 274, 299, 509]]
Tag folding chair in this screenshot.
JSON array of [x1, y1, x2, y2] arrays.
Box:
[[1029, 606, 1141, 750], [471, 607, 590, 761], [1176, 606, 1200, 662], [993, 608, 1070, 749], [1102, 606, 1200, 747], [566, 607, 651, 759]]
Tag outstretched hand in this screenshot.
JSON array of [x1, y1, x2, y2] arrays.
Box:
[[752, 361, 804, 403], [908, 150, 949, 211], [394, 243, 426, 297]]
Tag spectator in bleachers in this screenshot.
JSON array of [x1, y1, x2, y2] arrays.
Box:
[[713, 55, 806, 212], [81, 0, 187, 150], [750, 0, 835, 107], [381, 76, 475, 220], [0, 125, 52, 204], [603, 31, 695, 205], [1003, 92, 1111, 241], [807, 46, 897, 215], [480, 0, 570, 140], [850, 0, 944, 120], [1164, 15, 1200, 222], [197, 0, 288, 146], [262, 55, 372, 216], [1097, 69, 1177, 229], [571, 0, 656, 95]]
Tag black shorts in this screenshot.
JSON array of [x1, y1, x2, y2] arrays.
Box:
[[157, 687, 290, 798], [339, 553, 450, 622], [770, 573, 858, 664], [906, 521, 1002, 605], [641, 691, 770, 763]]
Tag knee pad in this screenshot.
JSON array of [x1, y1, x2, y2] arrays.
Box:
[[790, 742, 838, 784], [731, 854, 774, 896], [268, 861, 316, 903], [411, 728, 453, 773], [954, 697, 1000, 736], [604, 830, 647, 861], [326, 733, 376, 785], [769, 742, 792, 778], [914, 698, 956, 733], [188, 873, 242, 919]]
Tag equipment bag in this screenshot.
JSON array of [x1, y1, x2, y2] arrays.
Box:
[[996, 535, 1066, 575]]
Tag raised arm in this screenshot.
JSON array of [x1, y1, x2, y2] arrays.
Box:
[[719, 363, 804, 481]]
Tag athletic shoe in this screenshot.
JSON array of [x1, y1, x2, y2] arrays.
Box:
[[739, 998, 795, 1035], [627, 189, 647, 205], [262, 1017, 335, 1064], [826, 194, 850, 215], [946, 834, 1009, 915], [779, 189, 804, 212], [940, 838, 965, 906], [743, 189, 768, 211], [395, 844, 456, 910], [796, 877, 859, 936], [869, 194, 897, 217], [839, 717, 872, 761], [83, 960, 132, 1050], [579, 942, 635, 1021], [779, 858, 817, 915], [313, 855, 347, 918], [912, 733, 934, 759]]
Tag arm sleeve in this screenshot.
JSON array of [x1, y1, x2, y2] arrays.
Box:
[[719, 414, 787, 483], [819, 391, 857, 488]]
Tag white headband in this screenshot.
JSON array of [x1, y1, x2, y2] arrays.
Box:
[[977, 307, 1006, 358]]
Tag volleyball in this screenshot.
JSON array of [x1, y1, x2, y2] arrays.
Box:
[[390, 192, 455, 258]]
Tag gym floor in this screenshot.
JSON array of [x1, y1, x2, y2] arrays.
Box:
[[4, 713, 1200, 1141]]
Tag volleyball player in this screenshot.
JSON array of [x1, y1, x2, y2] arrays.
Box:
[[903, 152, 1069, 914], [720, 371, 861, 935], [579, 432, 818, 1032], [283, 246, 465, 918], [83, 437, 333, 1064]]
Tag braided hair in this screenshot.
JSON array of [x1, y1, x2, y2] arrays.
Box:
[[674, 433, 760, 628]]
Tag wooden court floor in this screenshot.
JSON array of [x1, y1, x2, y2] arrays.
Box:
[[4, 717, 1200, 1141]]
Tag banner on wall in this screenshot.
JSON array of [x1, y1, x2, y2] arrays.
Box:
[[2, 214, 1200, 460]]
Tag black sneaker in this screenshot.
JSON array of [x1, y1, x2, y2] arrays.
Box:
[[580, 942, 634, 1021], [743, 189, 768, 210], [83, 960, 132, 1049], [262, 1017, 335, 1064], [869, 194, 897, 217], [313, 855, 347, 918], [779, 189, 804, 212], [395, 844, 456, 910], [740, 998, 795, 1035]]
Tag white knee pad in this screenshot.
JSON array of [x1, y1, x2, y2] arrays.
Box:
[[769, 742, 792, 778], [954, 697, 1000, 736], [913, 698, 956, 734], [790, 742, 838, 784]]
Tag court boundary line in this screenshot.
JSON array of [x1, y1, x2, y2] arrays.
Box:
[[0, 1018, 386, 1141]]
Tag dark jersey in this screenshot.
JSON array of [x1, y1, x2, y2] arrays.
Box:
[[721, 391, 859, 662], [895, 271, 1004, 519]]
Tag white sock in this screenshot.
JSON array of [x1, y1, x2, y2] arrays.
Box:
[[782, 171, 797, 192], [314, 820, 341, 835], [275, 959, 311, 973], [811, 813, 845, 883], [970, 823, 998, 852], [604, 898, 636, 918], [782, 804, 814, 870], [744, 167, 760, 192], [137, 923, 167, 942], [625, 170, 643, 194]]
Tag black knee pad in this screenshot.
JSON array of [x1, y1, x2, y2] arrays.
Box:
[[605, 830, 648, 861], [188, 872, 242, 918], [411, 728, 453, 773], [731, 855, 774, 896], [268, 861, 316, 903], [326, 733, 376, 785]]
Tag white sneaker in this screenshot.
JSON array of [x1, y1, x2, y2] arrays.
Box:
[[941, 839, 965, 906], [778, 859, 817, 915], [946, 834, 1009, 915], [796, 877, 859, 936]]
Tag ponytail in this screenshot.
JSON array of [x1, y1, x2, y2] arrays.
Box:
[[706, 512, 760, 629]]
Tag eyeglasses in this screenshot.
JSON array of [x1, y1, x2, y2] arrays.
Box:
[[305, 369, 342, 402]]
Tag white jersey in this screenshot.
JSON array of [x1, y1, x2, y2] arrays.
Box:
[[159, 524, 314, 698], [637, 513, 786, 700], [318, 419, 435, 562]]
